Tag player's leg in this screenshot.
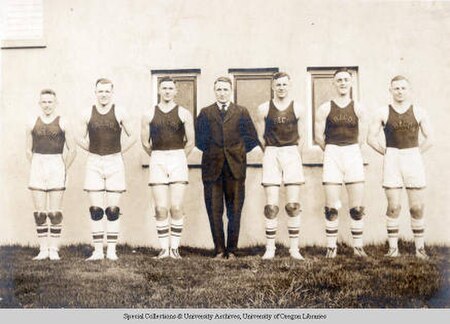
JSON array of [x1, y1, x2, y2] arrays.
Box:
[[262, 185, 280, 259], [324, 185, 341, 258], [384, 188, 402, 257], [152, 185, 170, 258], [86, 191, 105, 260], [105, 192, 122, 260], [168, 183, 187, 259], [30, 190, 49, 260], [48, 190, 64, 260], [346, 183, 367, 257], [285, 185, 304, 260], [407, 189, 428, 259]]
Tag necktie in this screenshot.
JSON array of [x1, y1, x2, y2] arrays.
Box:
[[220, 104, 226, 119]]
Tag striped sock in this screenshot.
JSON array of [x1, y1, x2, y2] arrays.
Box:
[[350, 218, 364, 248], [34, 211, 48, 251], [386, 216, 399, 249], [411, 217, 425, 250], [325, 219, 339, 248], [91, 219, 104, 253], [170, 218, 183, 249], [265, 218, 278, 250], [156, 219, 170, 250], [287, 215, 301, 251], [106, 219, 120, 253]]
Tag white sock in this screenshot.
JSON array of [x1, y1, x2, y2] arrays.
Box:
[[106, 219, 120, 253], [287, 215, 301, 251], [325, 219, 339, 248], [91, 219, 104, 253], [170, 218, 183, 249], [265, 218, 278, 250], [156, 218, 170, 250], [411, 217, 425, 250], [386, 216, 399, 249], [350, 218, 364, 248]]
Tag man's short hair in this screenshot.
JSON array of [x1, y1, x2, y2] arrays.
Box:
[[333, 67, 352, 77], [390, 75, 409, 85], [214, 76, 233, 87], [159, 76, 176, 86], [272, 72, 290, 81], [95, 78, 114, 89], [40, 89, 56, 96]]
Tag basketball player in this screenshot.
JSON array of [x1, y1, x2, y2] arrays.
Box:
[[78, 78, 136, 261], [26, 89, 77, 260], [368, 75, 433, 259], [141, 76, 194, 259], [315, 68, 368, 258], [256, 72, 305, 260]]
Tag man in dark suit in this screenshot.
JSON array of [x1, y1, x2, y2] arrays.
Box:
[[196, 76, 259, 259]]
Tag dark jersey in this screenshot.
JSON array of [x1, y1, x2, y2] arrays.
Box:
[[324, 100, 359, 146], [88, 105, 122, 155], [32, 116, 65, 154], [383, 105, 419, 149], [149, 105, 186, 151], [264, 100, 299, 147]]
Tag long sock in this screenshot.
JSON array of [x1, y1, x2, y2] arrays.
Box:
[[287, 215, 301, 250], [48, 211, 63, 250], [106, 219, 120, 253], [265, 218, 278, 250], [170, 218, 183, 249], [156, 218, 170, 250], [350, 218, 364, 248], [411, 217, 425, 250], [35, 211, 48, 251], [386, 216, 399, 249], [325, 219, 339, 248], [91, 219, 104, 253]]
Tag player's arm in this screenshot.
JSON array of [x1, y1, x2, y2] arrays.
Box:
[[141, 113, 152, 157], [417, 107, 433, 154], [60, 117, 77, 169], [314, 103, 329, 151], [25, 119, 34, 162], [294, 102, 305, 154], [76, 110, 90, 152], [355, 102, 368, 146], [119, 108, 137, 154], [256, 103, 268, 151], [181, 108, 195, 157], [367, 108, 387, 155]]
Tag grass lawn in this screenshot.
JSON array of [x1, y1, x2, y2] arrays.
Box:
[[0, 242, 448, 308]]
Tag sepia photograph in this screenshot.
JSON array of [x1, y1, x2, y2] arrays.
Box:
[[0, 0, 449, 322]]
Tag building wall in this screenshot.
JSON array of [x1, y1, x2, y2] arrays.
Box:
[[1, 0, 450, 247]]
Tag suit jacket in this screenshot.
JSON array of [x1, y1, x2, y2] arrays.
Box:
[[196, 102, 259, 182]]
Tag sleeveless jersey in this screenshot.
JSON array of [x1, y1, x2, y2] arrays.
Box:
[[150, 105, 186, 150], [383, 105, 419, 149], [88, 105, 122, 155], [324, 100, 359, 146], [32, 116, 65, 154], [264, 100, 299, 147]]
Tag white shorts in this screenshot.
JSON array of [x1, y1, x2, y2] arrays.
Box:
[[262, 145, 305, 186], [148, 149, 188, 186], [84, 153, 126, 192], [29, 153, 66, 192], [323, 144, 365, 185], [383, 147, 426, 189]]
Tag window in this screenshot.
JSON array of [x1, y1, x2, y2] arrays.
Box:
[[1, 0, 46, 49], [307, 66, 359, 147]]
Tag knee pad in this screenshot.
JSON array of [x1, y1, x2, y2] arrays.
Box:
[[170, 206, 183, 219], [386, 205, 401, 218], [34, 211, 47, 226], [155, 207, 168, 220], [264, 205, 279, 219], [48, 211, 63, 225], [410, 205, 424, 219], [89, 206, 104, 221], [325, 207, 338, 221], [285, 203, 301, 217], [350, 207, 365, 221], [105, 206, 120, 221]]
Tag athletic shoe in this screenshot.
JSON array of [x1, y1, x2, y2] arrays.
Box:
[[325, 247, 337, 259], [289, 249, 305, 260], [353, 247, 368, 258], [169, 248, 182, 260], [106, 251, 118, 261], [384, 247, 400, 258], [86, 251, 104, 261], [415, 247, 429, 260], [261, 248, 275, 260], [49, 248, 60, 261], [153, 249, 169, 259], [33, 249, 49, 260]]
